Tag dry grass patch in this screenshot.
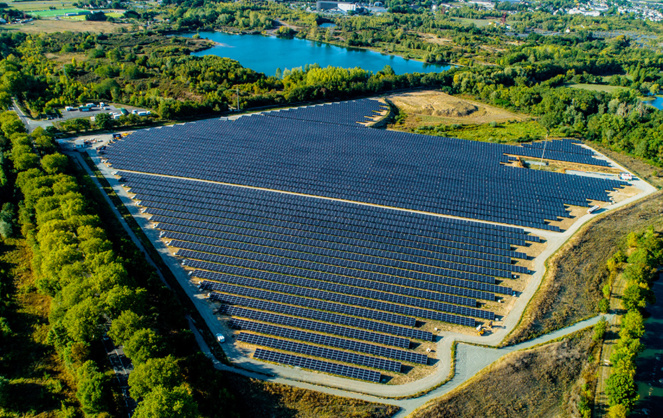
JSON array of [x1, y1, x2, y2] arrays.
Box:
[[4, 19, 131, 34], [412, 329, 596, 418], [226, 374, 399, 418], [504, 190, 663, 345], [590, 142, 663, 189]]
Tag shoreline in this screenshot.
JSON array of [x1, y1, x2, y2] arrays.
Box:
[[181, 28, 455, 71]]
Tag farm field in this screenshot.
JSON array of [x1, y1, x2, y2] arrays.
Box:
[[6, 0, 78, 12], [2, 18, 130, 33]]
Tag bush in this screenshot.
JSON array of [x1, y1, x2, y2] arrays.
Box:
[[593, 319, 607, 342], [598, 298, 610, 313]]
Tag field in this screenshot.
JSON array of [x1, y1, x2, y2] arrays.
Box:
[[504, 189, 663, 345], [412, 329, 596, 418], [5, 0, 78, 12], [2, 18, 130, 33], [389, 91, 529, 127], [564, 83, 629, 93], [388, 90, 544, 143], [227, 374, 399, 418], [28, 8, 85, 17]]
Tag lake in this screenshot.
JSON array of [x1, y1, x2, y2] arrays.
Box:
[[643, 96, 663, 110], [633, 275, 663, 417], [182, 31, 451, 76]]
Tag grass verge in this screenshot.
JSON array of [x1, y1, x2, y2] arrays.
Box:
[[411, 329, 597, 418], [504, 190, 663, 345]]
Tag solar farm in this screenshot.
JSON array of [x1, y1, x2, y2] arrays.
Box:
[[98, 98, 636, 384]]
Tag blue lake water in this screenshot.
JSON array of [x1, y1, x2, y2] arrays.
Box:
[[643, 96, 663, 110], [183, 31, 450, 76]]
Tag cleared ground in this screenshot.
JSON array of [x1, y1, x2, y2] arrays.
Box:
[[389, 91, 529, 126], [411, 328, 596, 418], [6, 0, 78, 11]]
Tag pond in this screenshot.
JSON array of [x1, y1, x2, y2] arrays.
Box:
[[643, 96, 663, 110], [182, 31, 451, 76], [633, 275, 663, 417]]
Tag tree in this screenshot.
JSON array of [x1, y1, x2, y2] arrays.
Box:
[[133, 384, 200, 418], [123, 328, 163, 364], [76, 361, 109, 416], [605, 372, 638, 411], [41, 153, 69, 174], [128, 355, 183, 400], [108, 310, 144, 346], [93, 112, 114, 130]]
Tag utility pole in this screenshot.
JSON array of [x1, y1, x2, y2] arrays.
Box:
[[539, 131, 548, 169]]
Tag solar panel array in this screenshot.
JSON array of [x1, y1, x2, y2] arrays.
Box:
[[230, 318, 428, 364], [239, 333, 402, 372], [104, 99, 625, 230], [254, 348, 382, 382], [102, 99, 627, 381]]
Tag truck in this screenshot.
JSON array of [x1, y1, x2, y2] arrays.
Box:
[[79, 105, 93, 112], [588, 205, 600, 214]]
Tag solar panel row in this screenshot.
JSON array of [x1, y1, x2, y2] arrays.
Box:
[[226, 305, 410, 348], [164, 231, 510, 297], [209, 292, 433, 340], [254, 348, 381, 382], [239, 332, 402, 372], [203, 282, 420, 327], [230, 318, 428, 364], [195, 269, 493, 320]]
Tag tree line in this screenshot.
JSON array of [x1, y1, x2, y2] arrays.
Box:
[[0, 112, 237, 417]]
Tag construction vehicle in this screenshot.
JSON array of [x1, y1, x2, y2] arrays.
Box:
[[476, 324, 485, 336]]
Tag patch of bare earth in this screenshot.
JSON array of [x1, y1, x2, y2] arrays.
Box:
[[412, 329, 597, 418], [388, 91, 529, 127]]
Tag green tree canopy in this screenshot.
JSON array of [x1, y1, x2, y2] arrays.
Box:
[[128, 355, 183, 400], [133, 384, 200, 418]]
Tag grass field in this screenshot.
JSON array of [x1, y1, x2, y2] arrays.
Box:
[[28, 7, 85, 17], [449, 17, 498, 27], [2, 18, 130, 33], [418, 120, 547, 144], [226, 374, 399, 418], [504, 189, 663, 345], [413, 329, 596, 418], [564, 83, 628, 93], [6, 0, 78, 12]]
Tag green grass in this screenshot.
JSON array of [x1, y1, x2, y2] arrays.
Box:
[[564, 83, 628, 93], [29, 8, 86, 17], [7, 0, 79, 12], [415, 120, 547, 144], [449, 17, 497, 28]]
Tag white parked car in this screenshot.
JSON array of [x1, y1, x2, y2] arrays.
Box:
[[216, 333, 225, 343]]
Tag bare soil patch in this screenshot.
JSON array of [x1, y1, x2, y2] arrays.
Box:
[[412, 329, 596, 418], [388, 91, 529, 126]]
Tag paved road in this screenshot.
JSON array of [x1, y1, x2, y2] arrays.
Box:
[[73, 141, 657, 416]]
